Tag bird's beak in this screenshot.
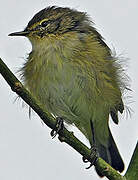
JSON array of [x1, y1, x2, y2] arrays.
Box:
[[8, 30, 30, 36]]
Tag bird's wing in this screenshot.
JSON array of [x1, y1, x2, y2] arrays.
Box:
[[110, 99, 124, 124]]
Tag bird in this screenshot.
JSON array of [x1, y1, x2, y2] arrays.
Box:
[[9, 6, 126, 176]]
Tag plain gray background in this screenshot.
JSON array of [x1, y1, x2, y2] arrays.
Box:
[[0, 0, 137, 180]]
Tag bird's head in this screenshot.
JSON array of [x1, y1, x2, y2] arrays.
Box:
[[9, 6, 91, 41]]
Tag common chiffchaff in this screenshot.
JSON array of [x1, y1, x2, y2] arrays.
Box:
[[9, 6, 127, 176]]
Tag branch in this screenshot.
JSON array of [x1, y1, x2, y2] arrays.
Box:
[[125, 142, 138, 180], [0, 57, 129, 179]]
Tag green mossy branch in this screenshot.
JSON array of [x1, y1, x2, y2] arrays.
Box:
[[0, 57, 137, 180], [125, 142, 138, 180]]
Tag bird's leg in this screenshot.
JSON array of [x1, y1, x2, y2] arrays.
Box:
[[50, 117, 64, 138], [82, 119, 98, 168], [82, 145, 98, 169]]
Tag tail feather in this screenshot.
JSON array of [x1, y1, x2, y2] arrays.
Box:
[[108, 131, 124, 172], [95, 130, 124, 177]]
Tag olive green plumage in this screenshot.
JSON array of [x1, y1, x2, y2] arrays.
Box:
[[9, 6, 127, 176]]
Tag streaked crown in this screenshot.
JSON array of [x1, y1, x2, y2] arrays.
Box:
[[9, 6, 94, 38]]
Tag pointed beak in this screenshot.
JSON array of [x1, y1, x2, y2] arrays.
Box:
[[8, 30, 30, 37]]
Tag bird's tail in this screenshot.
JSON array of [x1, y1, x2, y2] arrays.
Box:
[[95, 129, 124, 177]]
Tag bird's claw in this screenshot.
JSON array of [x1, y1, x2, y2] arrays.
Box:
[[82, 145, 98, 169], [50, 117, 64, 138]]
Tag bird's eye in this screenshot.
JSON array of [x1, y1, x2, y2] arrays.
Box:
[[41, 21, 49, 27]]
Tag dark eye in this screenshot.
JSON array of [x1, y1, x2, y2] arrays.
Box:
[[41, 21, 49, 27]]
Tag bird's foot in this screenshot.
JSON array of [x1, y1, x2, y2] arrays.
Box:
[[50, 117, 64, 138], [82, 145, 98, 169]]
